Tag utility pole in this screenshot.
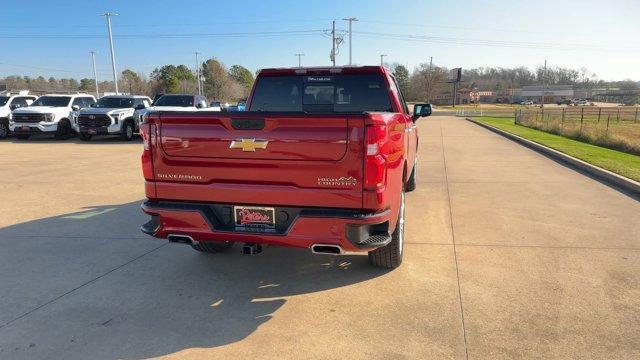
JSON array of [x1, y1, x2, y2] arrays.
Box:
[[294, 53, 304, 67], [342, 17, 357, 65], [427, 56, 433, 102], [541, 59, 547, 108], [89, 51, 99, 98], [380, 54, 387, 66], [331, 20, 336, 66], [100, 12, 119, 94], [194, 51, 202, 95]]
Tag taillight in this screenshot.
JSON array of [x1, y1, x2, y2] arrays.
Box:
[[364, 124, 388, 190], [140, 122, 155, 181]]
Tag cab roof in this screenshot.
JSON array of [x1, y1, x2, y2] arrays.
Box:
[[42, 93, 94, 97], [257, 65, 388, 77]]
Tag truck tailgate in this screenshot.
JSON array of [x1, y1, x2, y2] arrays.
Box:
[[152, 112, 365, 209]]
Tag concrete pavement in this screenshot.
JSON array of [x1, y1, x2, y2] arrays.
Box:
[[0, 119, 638, 359]]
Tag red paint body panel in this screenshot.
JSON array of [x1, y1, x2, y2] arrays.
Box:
[[140, 66, 418, 252]]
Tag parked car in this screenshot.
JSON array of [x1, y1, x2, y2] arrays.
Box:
[[574, 99, 594, 106], [210, 101, 222, 111], [520, 100, 534, 105], [557, 99, 572, 105], [139, 65, 427, 269], [9, 94, 95, 140], [76, 95, 152, 141], [0, 93, 38, 139], [135, 94, 220, 124]]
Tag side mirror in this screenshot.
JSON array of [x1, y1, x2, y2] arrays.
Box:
[[9, 104, 20, 110], [196, 103, 204, 109], [71, 105, 80, 111], [90, 103, 96, 107], [134, 104, 145, 110], [412, 103, 432, 120]]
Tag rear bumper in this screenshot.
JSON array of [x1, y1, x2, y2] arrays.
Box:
[[140, 200, 392, 252]]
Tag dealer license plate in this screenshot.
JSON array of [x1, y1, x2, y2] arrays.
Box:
[[233, 206, 275, 231]]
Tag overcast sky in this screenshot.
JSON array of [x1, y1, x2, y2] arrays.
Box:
[[1, 0, 638, 81]]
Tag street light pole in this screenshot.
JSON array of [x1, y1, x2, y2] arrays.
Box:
[[194, 51, 202, 95], [294, 53, 304, 67], [380, 54, 387, 66], [342, 17, 357, 65], [100, 12, 119, 94], [89, 51, 99, 98]]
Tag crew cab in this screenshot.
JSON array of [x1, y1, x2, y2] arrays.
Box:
[[139, 66, 431, 268], [0, 93, 37, 139], [135, 94, 220, 124], [9, 94, 96, 139], [76, 95, 152, 141]]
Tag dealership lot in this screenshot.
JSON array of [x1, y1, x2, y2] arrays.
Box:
[[0, 117, 639, 359]]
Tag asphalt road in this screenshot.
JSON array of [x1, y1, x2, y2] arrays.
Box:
[[0, 117, 638, 359]]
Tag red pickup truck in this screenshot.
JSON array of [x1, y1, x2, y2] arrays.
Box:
[[139, 66, 431, 268]]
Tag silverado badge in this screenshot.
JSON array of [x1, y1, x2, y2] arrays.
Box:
[[229, 138, 269, 152]]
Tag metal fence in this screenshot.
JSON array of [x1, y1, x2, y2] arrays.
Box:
[[455, 109, 517, 118], [515, 107, 640, 154]]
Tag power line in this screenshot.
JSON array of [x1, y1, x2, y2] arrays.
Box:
[[0, 61, 112, 76], [0, 29, 326, 39], [352, 31, 639, 51]]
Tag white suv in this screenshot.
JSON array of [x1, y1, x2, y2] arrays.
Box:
[[0, 93, 38, 139], [9, 94, 96, 140], [76, 95, 152, 141]]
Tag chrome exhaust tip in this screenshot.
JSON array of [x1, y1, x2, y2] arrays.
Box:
[[311, 244, 343, 255], [167, 234, 196, 245]]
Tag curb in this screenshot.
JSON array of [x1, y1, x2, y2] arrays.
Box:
[[465, 117, 640, 198]]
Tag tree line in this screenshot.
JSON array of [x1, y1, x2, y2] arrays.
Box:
[[390, 63, 638, 101], [2, 60, 638, 103], [1, 57, 255, 102]]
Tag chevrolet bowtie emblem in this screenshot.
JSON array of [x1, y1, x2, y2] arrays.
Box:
[[229, 138, 269, 152]]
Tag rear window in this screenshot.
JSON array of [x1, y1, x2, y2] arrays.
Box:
[[154, 95, 194, 107], [250, 74, 393, 113]]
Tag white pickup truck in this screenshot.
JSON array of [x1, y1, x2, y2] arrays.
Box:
[[76, 95, 152, 141], [135, 94, 220, 123], [0, 93, 38, 139], [9, 94, 96, 140]]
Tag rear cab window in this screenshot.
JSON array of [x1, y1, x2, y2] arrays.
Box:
[[249, 74, 393, 113]]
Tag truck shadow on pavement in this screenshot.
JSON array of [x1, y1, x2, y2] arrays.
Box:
[[0, 201, 387, 360]]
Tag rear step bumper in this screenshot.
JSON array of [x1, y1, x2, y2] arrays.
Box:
[[140, 200, 392, 252]]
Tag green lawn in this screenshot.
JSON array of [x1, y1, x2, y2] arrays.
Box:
[[471, 117, 640, 182]]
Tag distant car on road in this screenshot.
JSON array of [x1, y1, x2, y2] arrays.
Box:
[[574, 99, 594, 106], [520, 100, 534, 106], [10, 94, 96, 140], [557, 99, 572, 105], [76, 95, 152, 141], [0, 93, 38, 139]]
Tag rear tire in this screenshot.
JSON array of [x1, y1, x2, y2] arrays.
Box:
[[16, 134, 30, 140], [120, 120, 134, 141], [191, 241, 233, 254], [369, 190, 405, 269], [54, 119, 72, 140], [405, 160, 417, 192], [78, 132, 92, 141], [0, 121, 8, 139]]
